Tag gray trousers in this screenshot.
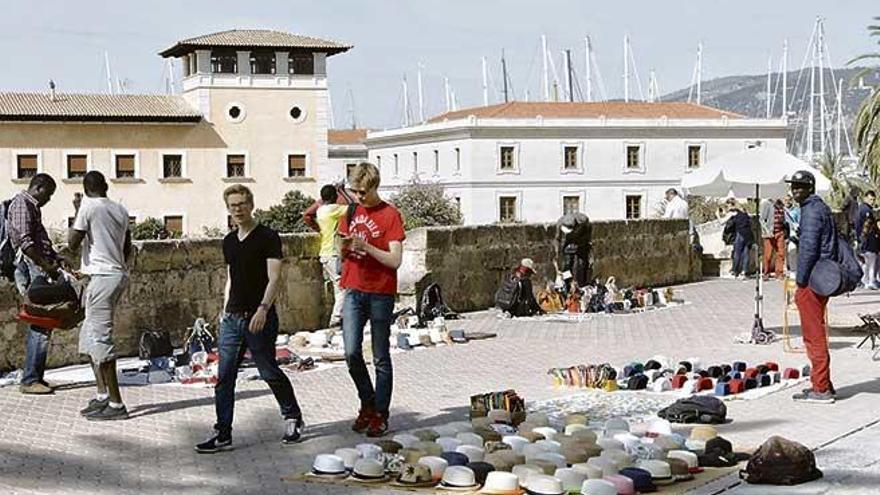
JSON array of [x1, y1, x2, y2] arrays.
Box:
[[79, 273, 129, 364], [321, 256, 346, 323]]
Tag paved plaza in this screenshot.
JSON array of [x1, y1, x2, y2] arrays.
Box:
[[2, 278, 880, 494]]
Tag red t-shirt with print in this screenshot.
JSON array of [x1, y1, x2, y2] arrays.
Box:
[[338, 201, 406, 295]]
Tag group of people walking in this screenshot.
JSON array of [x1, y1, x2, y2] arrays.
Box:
[[723, 194, 801, 280], [15, 162, 407, 450]]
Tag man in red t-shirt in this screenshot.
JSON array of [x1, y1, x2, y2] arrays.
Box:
[[337, 162, 405, 437]]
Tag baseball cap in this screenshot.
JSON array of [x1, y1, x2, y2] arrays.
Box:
[[785, 170, 815, 186]]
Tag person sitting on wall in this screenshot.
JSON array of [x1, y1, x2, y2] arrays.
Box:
[[509, 258, 544, 317], [555, 212, 591, 294]]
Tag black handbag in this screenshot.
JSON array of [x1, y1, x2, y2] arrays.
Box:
[[139, 331, 174, 360]]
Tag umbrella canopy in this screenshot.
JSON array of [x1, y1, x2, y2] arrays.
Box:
[[681, 147, 831, 198]]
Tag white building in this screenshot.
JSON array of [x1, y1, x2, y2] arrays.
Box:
[[364, 102, 789, 224]]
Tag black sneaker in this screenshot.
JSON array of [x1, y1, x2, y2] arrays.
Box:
[[86, 404, 129, 421], [282, 417, 305, 445], [80, 398, 109, 417], [792, 390, 836, 404], [195, 430, 233, 454]]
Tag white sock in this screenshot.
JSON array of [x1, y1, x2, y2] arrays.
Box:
[[108, 401, 124, 409], [96, 393, 109, 401]]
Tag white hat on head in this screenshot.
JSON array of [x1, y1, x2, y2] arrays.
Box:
[[521, 258, 536, 271]]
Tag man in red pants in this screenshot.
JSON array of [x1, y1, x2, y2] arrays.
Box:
[[788, 170, 836, 404]]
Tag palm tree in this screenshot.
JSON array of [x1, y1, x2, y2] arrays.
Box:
[[850, 17, 880, 181], [814, 151, 870, 210]]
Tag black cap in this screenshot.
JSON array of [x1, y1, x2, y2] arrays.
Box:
[[786, 170, 816, 186]]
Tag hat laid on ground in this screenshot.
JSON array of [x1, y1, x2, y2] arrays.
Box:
[[441, 451, 470, 467], [484, 452, 515, 472], [586, 457, 618, 477], [438, 437, 464, 452], [401, 447, 428, 464], [457, 445, 486, 463], [512, 464, 543, 487], [571, 463, 603, 479], [631, 442, 666, 461], [526, 412, 551, 427], [393, 434, 420, 449], [308, 454, 348, 478], [375, 439, 403, 454], [646, 419, 672, 438], [651, 435, 681, 452], [503, 435, 531, 453], [524, 474, 565, 495], [535, 439, 563, 453], [554, 468, 588, 494], [439, 465, 480, 491], [666, 457, 694, 481], [604, 418, 630, 433], [650, 377, 673, 393], [487, 441, 513, 454], [562, 445, 593, 465], [644, 359, 662, 371], [415, 441, 444, 457], [450, 421, 475, 433], [521, 431, 546, 443], [473, 417, 494, 430], [613, 432, 640, 451], [690, 425, 718, 442], [565, 427, 597, 443], [532, 459, 558, 475], [520, 258, 536, 272], [667, 450, 702, 474], [349, 458, 389, 483], [600, 449, 634, 470], [479, 471, 524, 495], [523, 443, 547, 461], [619, 467, 657, 493], [459, 432, 486, 447], [532, 427, 558, 441], [356, 443, 384, 460], [626, 374, 649, 390], [491, 424, 519, 436], [414, 429, 440, 442], [334, 448, 360, 471], [579, 478, 617, 495], [392, 463, 438, 488], [419, 455, 450, 481], [468, 461, 496, 485], [602, 474, 636, 495], [489, 409, 513, 425], [698, 436, 748, 468], [634, 460, 673, 485], [564, 424, 591, 437], [533, 452, 567, 469], [596, 438, 624, 451], [435, 424, 460, 437], [564, 414, 589, 426], [476, 428, 505, 443]]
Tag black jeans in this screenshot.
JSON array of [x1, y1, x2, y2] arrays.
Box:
[[213, 309, 301, 436]]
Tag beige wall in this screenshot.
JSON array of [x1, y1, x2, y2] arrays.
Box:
[[0, 87, 329, 235]]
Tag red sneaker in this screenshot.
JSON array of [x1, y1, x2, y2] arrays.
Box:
[[366, 412, 389, 438], [352, 406, 374, 433]]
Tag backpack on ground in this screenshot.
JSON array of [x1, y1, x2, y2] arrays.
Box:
[[495, 275, 522, 312], [139, 330, 174, 360], [740, 436, 822, 485], [657, 395, 727, 424], [417, 283, 458, 326], [0, 198, 16, 282]]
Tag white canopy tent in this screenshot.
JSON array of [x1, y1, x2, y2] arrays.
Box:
[[681, 147, 830, 342]]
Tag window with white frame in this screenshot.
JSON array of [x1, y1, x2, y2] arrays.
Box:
[[625, 145, 641, 170], [16, 154, 38, 179], [499, 196, 518, 223], [226, 154, 246, 178], [287, 154, 307, 177], [687, 144, 702, 169], [115, 154, 136, 178], [499, 146, 515, 171], [162, 154, 183, 178], [163, 216, 184, 237], [346, 163, 357, 181], [564, 146, 579, 170], [563, 195, 581, 215], [66, 154, 87, 179], [625, 195, 642, 220]]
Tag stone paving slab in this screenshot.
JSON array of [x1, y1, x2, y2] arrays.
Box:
[[0, 279, 879, 494]]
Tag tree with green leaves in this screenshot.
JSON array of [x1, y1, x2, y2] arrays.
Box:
[[814, 151, 869, 210], [131, 217, 169, 240], [850, 17, 880, 181], [390, 180, 463, 231], [253, 190, 314, 233]]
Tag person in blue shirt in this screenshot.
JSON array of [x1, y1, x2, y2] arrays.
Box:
[[724, 199, 754, 280], [860, 215, 880, 289], [783, 193, 800, 273]]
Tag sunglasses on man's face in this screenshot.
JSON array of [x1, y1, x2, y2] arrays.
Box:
[[350, 188, 368, 196]]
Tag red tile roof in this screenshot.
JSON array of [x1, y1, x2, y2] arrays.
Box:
[[328, 129, 367, 145], [428, 101, 743, 123], [160, 29, 352, 57], [0, 92, 202, 122]]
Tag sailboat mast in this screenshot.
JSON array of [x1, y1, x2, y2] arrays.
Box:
[[417, 63, 425, 123], [623, 34, 630, 103], [835, 78, 843, 156], [542, 35, 550, 101], [444, 77, 451, 112], [817, 18, 826, 154], [782, 39, 788, 117], [104, 51, 114, 94], [585, 36, 592, 102], [565, 50, 574, 102], [481, 56, 489, 106], [696, 43, 702, 105], [501, 50, 509, 103], [402, 76, 410, 127], [766, 55, 772, 118]]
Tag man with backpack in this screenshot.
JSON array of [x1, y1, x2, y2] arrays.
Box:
[[7, 173, 65, 395], [788, 170, 838, 404], [338, 162, 405, 438], [68, 171, 132, 420]]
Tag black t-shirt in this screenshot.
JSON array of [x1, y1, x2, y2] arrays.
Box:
[[223, 224, 283, 313]]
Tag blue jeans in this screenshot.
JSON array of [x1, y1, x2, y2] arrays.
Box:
[[343, 290, 395, 415], [213, 309, 301, 436], [15, 258, 50, 385], [732, 234, 751, 276]]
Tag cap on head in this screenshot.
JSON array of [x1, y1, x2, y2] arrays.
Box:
[[785, 170, 816, 187]]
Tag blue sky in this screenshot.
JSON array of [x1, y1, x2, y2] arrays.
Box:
[[1, 0, 877, 128]]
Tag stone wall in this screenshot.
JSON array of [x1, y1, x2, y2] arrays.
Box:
[[0, 219, 696, 371], [398, 219, 695, 313]]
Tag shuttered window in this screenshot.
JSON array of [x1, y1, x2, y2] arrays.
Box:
[[115, 155, 135, 178], [67, 154, 87, 178], [16, 155, 37, 179], [226, 154, 246, 178], [164, 216, 183, 236], [163, 154, 183, 178], [288, 154, 307, 177]]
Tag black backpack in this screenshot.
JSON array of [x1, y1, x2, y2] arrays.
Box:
[[657, 395, 727, 424], [495, 275, 522, 312], [831, 229, 863, 295], [722, 218, 736, 246], [139, 331, 174, 360], [417, 283, 458, 326], [0, 198, 16, 281], [740, 436, 822, 485]]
